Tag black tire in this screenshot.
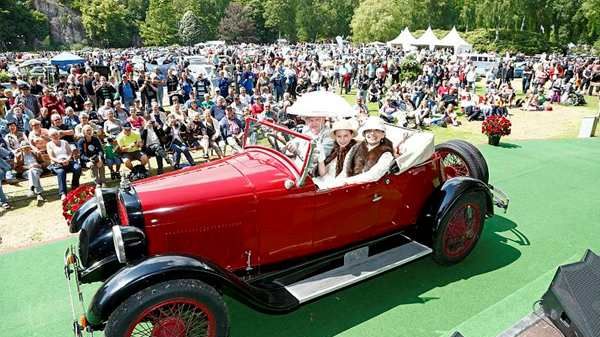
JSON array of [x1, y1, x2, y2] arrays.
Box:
[[105, 279, 229, 337], [451, 140, 489, 184], [435, 140, 488, 183], [432, 191, 486, 265]]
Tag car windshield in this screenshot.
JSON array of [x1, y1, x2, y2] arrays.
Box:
[[243, 118, 312, 174]]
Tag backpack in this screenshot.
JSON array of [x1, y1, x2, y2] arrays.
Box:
[[128, 164, 149, 181]]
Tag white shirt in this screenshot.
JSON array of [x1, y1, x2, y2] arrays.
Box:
[[334, 150, 394, 187]]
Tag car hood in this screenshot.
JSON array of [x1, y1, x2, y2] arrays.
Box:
[[133, 149, 297, 227]]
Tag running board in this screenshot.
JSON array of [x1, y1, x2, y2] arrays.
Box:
[[285, 241, 432, 303]]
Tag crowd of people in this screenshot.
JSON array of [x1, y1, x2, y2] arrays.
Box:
[[0, 43, 598, 210]]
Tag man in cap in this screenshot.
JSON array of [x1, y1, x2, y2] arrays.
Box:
[[116, 122, 148, 170], [15, 140, 45, 202]]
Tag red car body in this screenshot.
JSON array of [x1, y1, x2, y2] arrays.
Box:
[[135, 146, 439, 271]]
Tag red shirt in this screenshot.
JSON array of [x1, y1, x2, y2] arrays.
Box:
[[251, 103, 264, 115], [437, 85, 449, 97]]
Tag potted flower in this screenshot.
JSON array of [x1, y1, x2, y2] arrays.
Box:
[[481, 115, 512, 146], [62, 184, 96, 225]]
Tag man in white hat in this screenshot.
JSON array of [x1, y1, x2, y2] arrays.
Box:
[[285, 115, 334, 172], [335, 116, 395, 186], [15, 140, 46, 202]]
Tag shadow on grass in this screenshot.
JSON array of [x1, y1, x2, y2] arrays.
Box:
[[497, 142, 522, 149], [227, 215, 527, 337]]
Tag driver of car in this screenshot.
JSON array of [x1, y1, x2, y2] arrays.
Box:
[[332, 116, 395, 187], [284, 115, 333, 171]]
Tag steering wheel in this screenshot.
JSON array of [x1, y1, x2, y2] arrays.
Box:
[[266, 133, 289, 153]]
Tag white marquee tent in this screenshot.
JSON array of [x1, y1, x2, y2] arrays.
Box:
[[439, 26, 473, 53], [413, 26, 441, 50], [388, 27, 418, 50]]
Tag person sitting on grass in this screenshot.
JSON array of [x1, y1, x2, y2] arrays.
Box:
[[116, 123, 148, 171], [15, 140, 46, 202], [0, 144, 14, 209]]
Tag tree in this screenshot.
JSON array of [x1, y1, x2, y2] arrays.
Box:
[[350, 0, 406, 43], [81, 0, 133, 48], [0, 0, 49, 50], [218, 2, 258, 43], [263, 0, 297, 41], [140, 0, 179, 46], [179, 10, 203, 45], [239, 0, 278, 42], [582, 0, 600, 40]]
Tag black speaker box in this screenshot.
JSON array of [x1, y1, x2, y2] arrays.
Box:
[[541, 249, 600, 337]]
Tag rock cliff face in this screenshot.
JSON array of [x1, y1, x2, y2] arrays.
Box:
[[31, 0, 85, 45]]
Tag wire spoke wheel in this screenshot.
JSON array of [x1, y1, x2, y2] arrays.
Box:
[[438, 150, 471, 179], [128, 298, 215, 337], [442, 202, 482, 259]]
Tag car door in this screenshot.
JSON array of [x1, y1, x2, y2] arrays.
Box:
[[312, 182, 379, 252]]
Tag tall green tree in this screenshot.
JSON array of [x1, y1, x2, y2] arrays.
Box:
[[582, 0, 600, 40], [350, 0, 406, 42], [140, 0, 179, 45], [179, 10, 204, 45], [0, 0, 49, 50], [81, 0, 133, 47], [240, 0, 278, 42], [218, 2, 258, 43], [263, 0, 297, 40]]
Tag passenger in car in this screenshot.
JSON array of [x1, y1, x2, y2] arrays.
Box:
[[335, 117, 395, 186], [315, 119, 358, 183]]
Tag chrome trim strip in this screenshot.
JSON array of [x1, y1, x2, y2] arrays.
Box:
[[95, 188, 107, 218], [112, 225, 126, 264]]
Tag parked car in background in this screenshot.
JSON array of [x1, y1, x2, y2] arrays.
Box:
[[462, 53, 499, 76]]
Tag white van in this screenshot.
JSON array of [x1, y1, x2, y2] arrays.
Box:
[[462, 53, 498, 76]]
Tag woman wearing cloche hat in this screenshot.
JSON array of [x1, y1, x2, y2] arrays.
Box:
[[339, 116, 395, 186], [315, 119, 358, 181]]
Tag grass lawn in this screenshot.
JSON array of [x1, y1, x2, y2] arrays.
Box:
[[341, 79, 600, 144], [2, 137, 600, 337]]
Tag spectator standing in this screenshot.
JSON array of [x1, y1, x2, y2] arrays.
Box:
[[118, 74, 137, 111]]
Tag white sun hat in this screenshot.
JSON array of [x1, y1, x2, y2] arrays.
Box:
[[288, 91, 355, 118], [360, 116, 386, 136], [330, 119, 357, 139]]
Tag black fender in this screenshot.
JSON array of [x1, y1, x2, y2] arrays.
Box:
[[86, 255, 299, 328], [418, 177, 493, 243]]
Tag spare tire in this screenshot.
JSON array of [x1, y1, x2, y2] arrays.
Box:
[[435, 140, 489, 183], [451, 140, 489, 184]]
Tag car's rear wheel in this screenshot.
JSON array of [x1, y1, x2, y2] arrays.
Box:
[[432, 191, 486, 265], [435, 140, 489, 183], [105, 279, 229, 337]]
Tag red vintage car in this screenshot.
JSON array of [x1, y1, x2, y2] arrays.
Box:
[[64, 118, 508, 337]]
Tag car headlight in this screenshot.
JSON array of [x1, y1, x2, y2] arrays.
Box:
[[95, 188, 107, 218], [112, 225, 127, 264]]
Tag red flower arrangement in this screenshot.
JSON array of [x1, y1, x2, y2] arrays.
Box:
[[481, 115, 512, 137], [62, 184, 96, 225]]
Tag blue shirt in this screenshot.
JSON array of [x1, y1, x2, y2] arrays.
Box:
[[122, 82, 134, 99]]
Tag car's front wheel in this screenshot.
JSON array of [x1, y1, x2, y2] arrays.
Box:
[[432, 191, 486, 265], [105, 279, 229, 337]]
